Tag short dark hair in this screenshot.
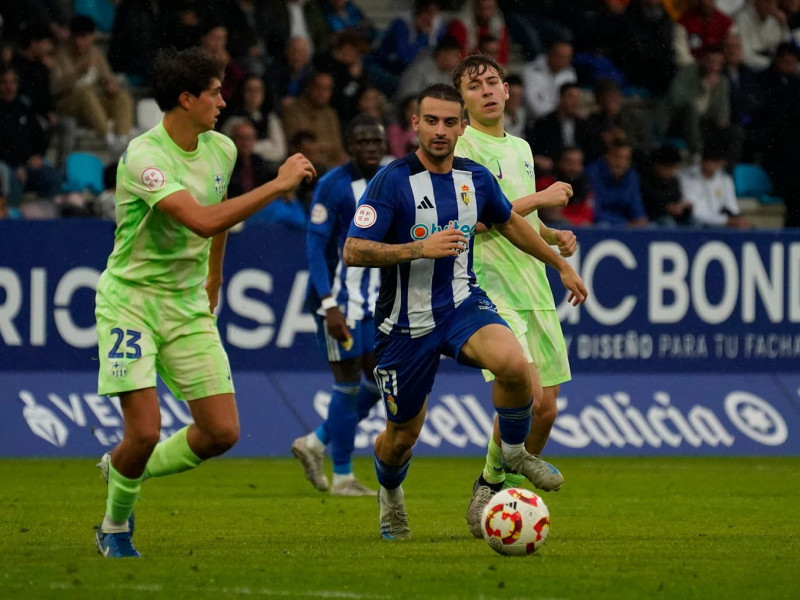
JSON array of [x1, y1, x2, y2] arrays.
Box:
[[152, 47, 226, 112], [593, 77, 620, 100], [69, 15, 96, 35], [651, 145, 682, 166], [345, 113, 384, 142], [434, 35, 461, 56], [19, 22, 52, 48], [559, 82, 581, 96], [452, 54, 506, 90], [416, 83, 464, 114]]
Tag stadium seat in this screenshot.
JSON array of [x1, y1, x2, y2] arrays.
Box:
[[62, 152, 105, 194], [733, 164, 783, 204], [136, 98, 163, 132]]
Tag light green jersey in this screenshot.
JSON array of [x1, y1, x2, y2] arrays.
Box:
[[103, 122, 236, 292], [455, 125, 555, 310]]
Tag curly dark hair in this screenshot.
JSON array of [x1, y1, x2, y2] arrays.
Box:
[[152, 47, 225, 112], [452, 54, 507, 91]]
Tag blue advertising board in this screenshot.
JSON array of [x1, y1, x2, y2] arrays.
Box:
[[1, 221, 798, 456], [2, 221, 798, 373]]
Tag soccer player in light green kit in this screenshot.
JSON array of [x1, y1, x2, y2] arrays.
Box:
[[93, 47, 316, 558], [453, 54, 581, 538]]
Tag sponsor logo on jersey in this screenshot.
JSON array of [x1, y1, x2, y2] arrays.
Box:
[[141, 167, 165, 190], [354, 204, 377, 228], [416, 196, 434, 210], [310, 203, 328, 225], [410, 219, 476, 241], [494, 159, 503, 180]]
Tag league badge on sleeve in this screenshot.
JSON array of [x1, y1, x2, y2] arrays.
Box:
[[354, 205, 377, 228], [141, 167, 165, 190]]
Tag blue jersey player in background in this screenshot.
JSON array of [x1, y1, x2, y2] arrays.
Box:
[[292, 115, 387, 497], [343, 84, 588, 540]]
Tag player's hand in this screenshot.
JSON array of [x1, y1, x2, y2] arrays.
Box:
[[421, 228, 468, 259], [554, 229, 577, 257], [325, 305, 351, 342], [559, 266, 588, 306], [540, 181, 573, 208], [276, 153, 317, 192]]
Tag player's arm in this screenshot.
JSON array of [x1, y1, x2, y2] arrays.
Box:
[[511, 182, 573, 216], [205, 227, 227, 313], [343, 229, 468, 267], [538, 222, 577, 257], [493, 212, 587, 305], [157, 154, 316, 238]]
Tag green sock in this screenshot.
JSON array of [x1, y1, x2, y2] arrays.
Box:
[[482, 438, 506, 485], [104, 462, 142, 532], [143, 426, 203, 479], [503, 473, 526, 489]]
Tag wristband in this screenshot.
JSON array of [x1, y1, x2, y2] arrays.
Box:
[[321, 297, 338, 311]]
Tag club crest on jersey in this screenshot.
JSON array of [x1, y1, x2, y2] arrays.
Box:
[[310, 203, 328, 224], [109, 359, 127, 379], [213, 173, 227, 195], [523, 161, 534, 179], [460, 184, 472, 206]]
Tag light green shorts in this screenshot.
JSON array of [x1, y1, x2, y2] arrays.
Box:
[[95, 273, 235, 401], [482, 306, 571, 387]]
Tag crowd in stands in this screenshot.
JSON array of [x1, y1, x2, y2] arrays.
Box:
[[1, 0, 799, 228]]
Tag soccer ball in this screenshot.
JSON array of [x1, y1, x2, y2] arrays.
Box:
[[481, 488, 551, 556]]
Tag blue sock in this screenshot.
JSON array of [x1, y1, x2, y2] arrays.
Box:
[[356, 380, 381, 421], [496, 402, 533, 445], [314, 422, 330, 446], [374, 454, 411, 490], [328, 382, 360, 475]]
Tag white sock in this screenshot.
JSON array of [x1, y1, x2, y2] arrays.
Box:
[[305, 432, 325, 454], [380, 485, 404, 504], [101, 514, 129, 534], [333, 473, 355, 487], [501, 442, 526, 469]]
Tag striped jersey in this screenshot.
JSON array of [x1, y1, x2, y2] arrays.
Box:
[[306, 162, 380, 321], [346, 153, 512, 337]]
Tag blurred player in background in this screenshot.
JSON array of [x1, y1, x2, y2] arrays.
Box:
[[292, 114, 387, 497], [93, 47, 315, 558], [343, 84, 586, 540], [453, 54, 579, 538]]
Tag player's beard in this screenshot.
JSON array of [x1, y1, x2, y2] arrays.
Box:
[[420, 136, 454, 163]]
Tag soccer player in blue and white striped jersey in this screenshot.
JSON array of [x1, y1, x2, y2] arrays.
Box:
[[344, 84, 587, 540], [292, 115, 386, 497]]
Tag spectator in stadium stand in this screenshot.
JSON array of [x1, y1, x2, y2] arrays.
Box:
[[496, 0, 575, 61], [640, 144, 696, 227], [367, 0, 445, 97], [614, 0, 679, 95], [50, 15, 134, 155], [584, 78, 651, 164], [447, 0, 510, 66], [262, 0, 329, 61], [735, 0, 791, 70], [287, 130, 323, 209], [321, 0, 376, 43], [395, 35, 463, 103], [780, 0, 800, 41], [220, 76, 287, 165], [386, 94, 419, 158], [0, 0, 68, 46], [356, 85, 390, 127], [476, 33, 502, 63], [0, 66, 63, 208], [678, 0, 735, 60], [108, 0, 170, 87], [282, 71, 347, 171], [218, 0, 274, 79], [165, 0, 211, 52], [723, 31, 762, 162], [315, 29, 372, 126], [502, 74, 531, 139], [667, 44, 731, 157], [585, 140, 649, 227], [276, 37, 314, 110], [520, 40, 577, 120], [199, 21, 246, 102], [527, 82, 591, 175], [757, 42, 800, 227], [227, 118, 279, 199], [678, 141, 749, 228], [535, 146, 596, 228]]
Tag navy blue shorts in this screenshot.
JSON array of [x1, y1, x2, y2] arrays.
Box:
[[373, 293, 508, 423], [314, 314, 375, 363]]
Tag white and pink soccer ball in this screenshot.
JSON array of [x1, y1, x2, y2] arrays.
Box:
[[481, 488, 551, 556]]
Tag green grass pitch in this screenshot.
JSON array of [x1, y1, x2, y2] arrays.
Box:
[[1, 456, 798, 600]]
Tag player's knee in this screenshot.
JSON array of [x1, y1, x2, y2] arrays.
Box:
[[492, 352, 531, 393], [204, 423, 240, 456], [389, 428, 419, 455], [128, 428, 160, 455]]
